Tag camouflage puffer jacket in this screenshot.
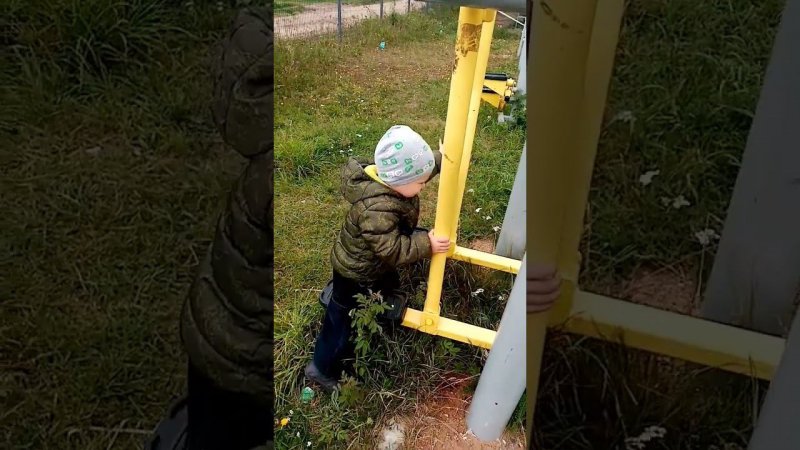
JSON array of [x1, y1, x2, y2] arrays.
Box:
[[331, 152, 441, 282], [180, 6, 273, 402]]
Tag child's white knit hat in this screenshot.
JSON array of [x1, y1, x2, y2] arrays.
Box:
[[374, 125, 435, 186]]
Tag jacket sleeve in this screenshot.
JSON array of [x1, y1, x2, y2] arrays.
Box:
[[359, 207, 432, 266], [211, 7, 274, 158]]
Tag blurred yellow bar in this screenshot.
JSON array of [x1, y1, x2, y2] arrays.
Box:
[[560, 291, 784, 380], [526, 0, 600, 443]]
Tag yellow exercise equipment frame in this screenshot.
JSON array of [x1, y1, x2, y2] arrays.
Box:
[[400, 7, 518, 350]]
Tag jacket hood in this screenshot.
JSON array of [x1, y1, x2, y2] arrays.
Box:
[[340, 157, 400, 204]]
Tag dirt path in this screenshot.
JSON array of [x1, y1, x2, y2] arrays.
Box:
[[378, 374, 526, 449], [276, 0, 426, 39]]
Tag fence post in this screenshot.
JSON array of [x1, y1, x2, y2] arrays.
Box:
[[702, 0, 800, 336], [337, 0, 343, 42], [466, 254, 527, 441], [380, 0, 384, 19], [516, 21, 526, 96], [495, 143, 525, 259], [408, 0, 411, 14]]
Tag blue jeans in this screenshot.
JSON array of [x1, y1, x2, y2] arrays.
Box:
[[312, 271, 400, 379]]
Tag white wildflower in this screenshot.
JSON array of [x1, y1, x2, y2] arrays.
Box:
[[639, 170, 660, 186], [625, 426, 666, 450], [471, 288, 484, 297], [613, 110, 636, 124], [695, 229, 720, 246], [493, 226, 500, 232], [467, 188, 474, 193], [475, 208, 482, 212], [672, 195, 690, 209]]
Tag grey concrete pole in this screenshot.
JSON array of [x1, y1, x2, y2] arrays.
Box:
[[466, 254, 526, 441], [748, 311, 800, 450], [495, 143, 526, 259], [702, 0, 800, 336]]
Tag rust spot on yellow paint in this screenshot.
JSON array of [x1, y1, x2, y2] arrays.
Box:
[[457, 23, 482, 57], [452, 23, 481, 73]]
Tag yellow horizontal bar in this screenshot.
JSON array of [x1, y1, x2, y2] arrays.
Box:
[[559, 290, 786, 380], [402, 307, 496, 349], [450, 246, 520, 274]]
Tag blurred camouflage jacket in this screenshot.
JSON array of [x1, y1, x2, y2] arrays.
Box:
[[180, 6, 273, 403], [331, 153, 441, 282]]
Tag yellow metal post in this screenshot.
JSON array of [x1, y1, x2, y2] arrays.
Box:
[[549, 0, 626, 325], [526, 1, 598, 445], [421, 7, 489, 334], [454, 11, 497, 235]]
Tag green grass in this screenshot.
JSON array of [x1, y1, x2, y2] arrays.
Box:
[[0, 0, 788, 449], [1, 1, 247, 448]]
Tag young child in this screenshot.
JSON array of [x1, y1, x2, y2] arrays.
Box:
[[305, 125, 450, 391]]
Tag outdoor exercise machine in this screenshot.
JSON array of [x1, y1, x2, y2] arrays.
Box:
[[399, 7, 521, 350], [525, 1, 799, 449], [395, 3, 529, 443]]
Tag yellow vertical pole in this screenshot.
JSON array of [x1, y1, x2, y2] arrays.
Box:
[[526, 1, 598, 446], [549, 0, 626, 325], [422, 7, 489, 333], [454, 11, 497, 235]]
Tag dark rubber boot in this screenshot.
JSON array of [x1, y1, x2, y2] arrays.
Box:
[[378, 291, 408, 323], [318, 280, 333, 309], [304, 361, 339, 393], [143, 395, 188, 450]]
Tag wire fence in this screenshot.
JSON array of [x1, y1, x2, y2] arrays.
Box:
[[275, 0, 427, 40]]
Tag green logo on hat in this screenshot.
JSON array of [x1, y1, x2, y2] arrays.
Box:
[[405, 165, 413, 173], [415, 169, 423, 175], [394, 142, 404, 150], [405, 158, 412, 164]]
